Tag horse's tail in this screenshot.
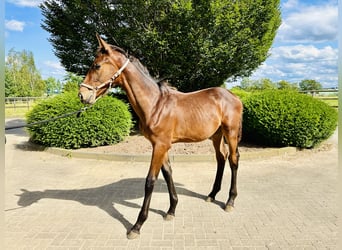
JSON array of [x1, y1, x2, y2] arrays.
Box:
[[238, 104, 243, 143], [238, 115, 243, 143]]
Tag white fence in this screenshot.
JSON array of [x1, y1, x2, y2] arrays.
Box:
[[5, 97, 45, 111], [300, 89, 338, 108]]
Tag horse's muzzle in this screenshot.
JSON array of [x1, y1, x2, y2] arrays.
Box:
[[78, 92, 85, 103], [78, 91, 95, 104]]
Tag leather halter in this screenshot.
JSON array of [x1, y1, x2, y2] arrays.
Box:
[[80, 58, 130, 98]]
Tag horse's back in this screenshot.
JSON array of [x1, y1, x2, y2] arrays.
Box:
[[164, 87, 242, 143], [174, 87, 242, 112]]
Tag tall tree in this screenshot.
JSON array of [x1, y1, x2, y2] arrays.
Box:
[[299, 79, 322, 91], [62, 72, 83, 92], [259, 78, 277, 90], [41, 0, 281, 92], [277, 80, 298, 90], [5, 67, 16, 97], [45, 76, 63, 95], [5, 49, 46, 97], [240, 77, 276, 90]]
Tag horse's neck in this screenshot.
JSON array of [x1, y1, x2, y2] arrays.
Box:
[[121, 65, 160, 124]]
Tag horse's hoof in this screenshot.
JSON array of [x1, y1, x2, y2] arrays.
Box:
[[127, 230, 140, 240], [206, 196, 214, 202], [224, 205, 234, 212], [164, 214, 175, 221]]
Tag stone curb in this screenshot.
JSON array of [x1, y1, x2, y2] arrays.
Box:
[[39, 145, 297, 162]]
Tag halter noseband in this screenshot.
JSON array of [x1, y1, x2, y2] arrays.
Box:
[[80, 58, 130, 96]]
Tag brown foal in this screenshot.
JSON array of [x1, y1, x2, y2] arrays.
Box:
[[79, 35, 243, 239]]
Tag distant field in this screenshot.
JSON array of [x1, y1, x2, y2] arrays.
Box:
[[5, 103, 33, 118], [316, 97, 338, 109]]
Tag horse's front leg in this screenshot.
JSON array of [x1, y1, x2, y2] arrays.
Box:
[[161, 155, 178, 220], [127, 143, 169, 239]]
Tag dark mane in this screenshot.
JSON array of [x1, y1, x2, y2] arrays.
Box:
[[129, 56, 152, 78], [157, 80, 177, 96], [100, 43, 177, 95], [96, 44, 128, 58], [110, 45, 128, 57]]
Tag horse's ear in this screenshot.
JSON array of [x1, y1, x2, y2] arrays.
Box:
[[96, 33, 102, 46], [96, 33, 111, 53]]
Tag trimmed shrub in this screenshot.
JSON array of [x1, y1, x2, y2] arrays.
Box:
[[230, 87, 251, 102], [243, 90, 338, 148], [26, 91, 133, 149]]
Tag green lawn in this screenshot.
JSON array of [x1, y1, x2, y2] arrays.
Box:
[[5, 104, 31, 118], [317, 97, 338, 108]]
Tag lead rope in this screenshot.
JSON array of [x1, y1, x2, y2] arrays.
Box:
[[5, 106, 91, 131]]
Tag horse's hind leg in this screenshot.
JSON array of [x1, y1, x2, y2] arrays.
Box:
[[161, 155, 178, 220], [206, 130, 228, 202], [223, 128, 240, 212]]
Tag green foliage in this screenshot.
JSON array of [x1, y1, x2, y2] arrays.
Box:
[[277, 80, 298, 90], [5, 49, 46, 97], [240, 77, 298, 91], [26, 92, 133, 149], [62, 72, 83, 92], [230, 87, 251, 102], [299, 79, 322, 91], [242, 90, 338, 148], [45, 77, 63, 95], [5, 67, 15, 97], [240, 78, 274, 90], [40, 0, 281, 92]]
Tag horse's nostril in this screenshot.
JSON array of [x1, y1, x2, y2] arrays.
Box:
[[78, 93, 83, 101]]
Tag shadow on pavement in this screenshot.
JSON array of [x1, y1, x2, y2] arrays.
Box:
[[13, 178, 224, 232], [14, 141, 46, 152], [5, 119, 28, 137]]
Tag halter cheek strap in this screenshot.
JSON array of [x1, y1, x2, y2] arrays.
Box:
[[80, 58, 130, 94]]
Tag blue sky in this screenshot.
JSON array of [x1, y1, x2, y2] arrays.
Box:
[[5, 0, 338, 88]]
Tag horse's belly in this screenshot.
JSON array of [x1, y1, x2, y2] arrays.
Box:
[[172, 121, 220, 143]]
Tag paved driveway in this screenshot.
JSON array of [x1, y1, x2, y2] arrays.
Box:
[[5, 123, 338, 249]]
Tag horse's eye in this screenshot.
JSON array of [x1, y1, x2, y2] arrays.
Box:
[[93, 64, 101, 70]]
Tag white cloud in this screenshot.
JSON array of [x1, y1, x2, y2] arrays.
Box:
[[5, 19, 26, 32], [251, 44, 338, 87], [272, 45, 337, 62], [245, 1, 338, 87], [282, 0, 298, 9], [42, 61, 66, 79], [6, 0, 44, 7], [278, 4, 338, 43], [44, 60, 64, 70]]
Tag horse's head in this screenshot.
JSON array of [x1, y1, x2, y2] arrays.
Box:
[[78, 34, 130, 104]]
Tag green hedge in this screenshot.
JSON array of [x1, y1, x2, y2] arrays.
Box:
[[230, 87, 251, 102], [242, 90, 337, 148], [26, 92, 133, 149]]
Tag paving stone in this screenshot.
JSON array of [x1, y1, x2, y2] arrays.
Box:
[[4, 132, 338, 249]]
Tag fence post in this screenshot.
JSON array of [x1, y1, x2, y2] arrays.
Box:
[[5, 97, 45, 114]]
